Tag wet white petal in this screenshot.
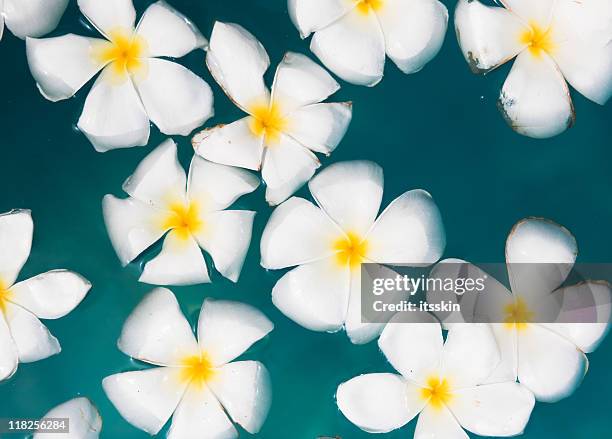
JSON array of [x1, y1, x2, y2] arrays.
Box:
[[288, 0, 353, 38], [34, 397, 102, 439], [197, 298, 273, 366], [485, 324, 518, 384], [499, 0, 556, 27], [193, 118, 265, 171], [206, 22, 270, 111], [0, 6, 4, 41], [4, 303, 60, 363], [377, 0, 448, 74], [311, 7, 385, 86], [271, 258, 349, 333], [140, 232, 210, 286], [187, 157, 260, 212], [337, 373, 423, 434], [0, 209, 33, 286], [134, 59, 214, 136], [3, 0, 68, 39], [415, 404, 469, 439], [77, 67, 150, 152], [309, 161, 383, 237], [261, 134, 320, 206], [344, 271, 386, 345], [454, 0, 527, 73], [136, 1, 207, 58], [0, 315, 18, 381], [9, 271, 91, 319], [193, 210, 255, 282], [77, 0, 135, 37], [117, 288, 199, 366], [499, 51, 574, 139], [260, 197, 339, 270], [208, 361, 271, 433], [450, 382, 534, 437], [103, 367, 186, 435]]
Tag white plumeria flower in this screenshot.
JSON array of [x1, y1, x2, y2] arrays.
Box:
[[288, 0, 449, 86], [103, 288, 273, 438], [338, 320, 536, 438], [192, 21, 353, 206], [0, 0, 68, 41], [103, 139, 259, 286], [34, 397, 102, 439], [0, 209, 91, 382], [431, 218, 612, 402], [455, 0, 612, 138], [260, 160, 445, 344], [26, 0, 214, 152]]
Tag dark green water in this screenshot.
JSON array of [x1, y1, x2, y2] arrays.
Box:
[[1, 0, 611, 438]]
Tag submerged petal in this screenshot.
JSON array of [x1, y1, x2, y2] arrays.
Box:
[[288, 0, 353, 38], [77, 0, 136, 37], [3, 0, 68, 39], [0, 209, 33, 287], [34, 397, 102, 439]]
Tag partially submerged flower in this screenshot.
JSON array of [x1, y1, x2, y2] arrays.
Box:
[[103, 288, 273, 438], [260, 160, 445, 344], [455, 0, 612, 138], [192, 21, 352, 205], [288, 0, 449, 86], [337, 321, 535, 437], [103, 139, 259, 286], [27, 0, 214, 152], [0, 0, 68, 41], [0, 209, 91, 382], [34, 397, 102, 439]]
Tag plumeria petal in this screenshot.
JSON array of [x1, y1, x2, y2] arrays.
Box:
[[0, 4, 4, 40], [376, 0, 448, 74], [26, 35, 107, 102], [309, 161, 383, 237], [337, 373, 424, 434], [193, 210, 255, 282], [271, 258, 349, 333], [9, 270, 91, 319], [167, 385, 237, 439], [192, 118, 265, 171], [102, 367, 186, 435], [77, 67, 150, 152], [0, 209, 33, 286], [117, 288, 199, 366], [485, 324, 519, 384], [34, 397, 102, 439], [3, 0, 68, 39], [4, 302, 60, 362], [133, 58, 214, 136], [197, 298, 273, 366], [366, 189, 445, 265], [208, 361, 271, 434], [288, 0, 353, 38], [0, 315, 18, 381], [310, 6, 385, 86], [136, 1, 207, 58], [260, 197, 340, 270], [499, 0, 556, 27], [450, 382, 535, 437], [498, 50, 574, 139], [344, 272, 386, 345], [454, 0, 527, 73], [206, 22, 270, 112], [77, 0, 136, 37], [261, 134, 320, 206], [140, 232, 210, 286], [415, 404, 469, 439]]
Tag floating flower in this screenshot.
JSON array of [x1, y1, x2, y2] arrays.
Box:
[[431, 218, 612, 402], [455, 0, 612, 138], [0, 0, 68, 41], [0, 209, 91, 382], [34, 397, 102, 439], [103, 288, 273, 437], [192, 21, 352, 205], [103, 139, 259, 286], [288, 0, 449, 86], [26, 0, 213, 152], [337, 320, 535, 437], [260, 160, 445, 344]]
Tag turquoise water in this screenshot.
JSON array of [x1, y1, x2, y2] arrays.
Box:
[[1, 0, 611, 437]]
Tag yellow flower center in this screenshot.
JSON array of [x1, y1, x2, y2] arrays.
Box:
[[355, 0, 384, 15], [420, 376, 453, 410], [162, 201, 204, 241], [503, 296, 534, 331], [248, 101, 288, 145], [93, 28, 147, 81], [333, 231, 368, 269], [519, 22, 555, 58], [0, 280, 12, 314], [179, 353, 216, 388]]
